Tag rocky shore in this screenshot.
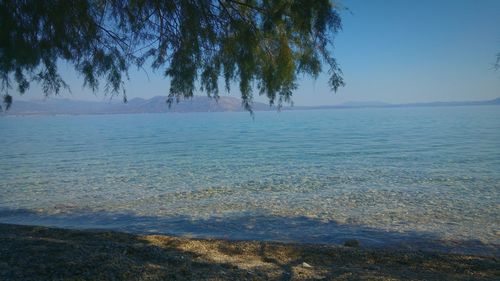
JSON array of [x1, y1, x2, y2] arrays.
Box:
[[0, 223, 498, 280]]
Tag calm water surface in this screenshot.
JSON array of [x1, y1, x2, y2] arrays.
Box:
[[1, 106, 499, 254]]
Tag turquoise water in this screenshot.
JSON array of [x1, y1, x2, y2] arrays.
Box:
[[1, 106, 499, 254]]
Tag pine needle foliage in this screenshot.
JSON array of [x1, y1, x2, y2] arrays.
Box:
[[0, 0, 344, 112]]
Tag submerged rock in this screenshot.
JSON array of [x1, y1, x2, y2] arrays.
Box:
[[344, 239, 360, 247]]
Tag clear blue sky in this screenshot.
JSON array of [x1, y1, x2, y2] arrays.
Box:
[[18, 0, 500, 105]]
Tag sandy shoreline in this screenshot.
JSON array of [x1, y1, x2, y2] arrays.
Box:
[[0, 223, 498, 280]]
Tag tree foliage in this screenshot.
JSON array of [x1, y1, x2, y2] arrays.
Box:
[[495, 52, 500, 71], [0, 0, 344, 112]]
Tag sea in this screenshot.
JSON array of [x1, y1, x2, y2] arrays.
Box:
[[1, 105, 499, 255]]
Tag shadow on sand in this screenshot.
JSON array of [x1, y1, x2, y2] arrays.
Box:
[[0, 207, 498, 257], [1, 222, 499, 280]]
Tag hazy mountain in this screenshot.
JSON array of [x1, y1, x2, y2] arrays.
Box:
[[388, 98, 500, 108], [4, 96, 271, 115], [115, 95, 271, 113], [339, 101, 391, 107], [291, 97, 500, 110], [3, 96, 499, 115], [4, 99, 114, 115]]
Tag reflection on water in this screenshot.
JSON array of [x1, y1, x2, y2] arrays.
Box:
[[1, 106, 499, 253]]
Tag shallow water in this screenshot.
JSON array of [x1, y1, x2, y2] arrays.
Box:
[[1, 106, 499, 254]]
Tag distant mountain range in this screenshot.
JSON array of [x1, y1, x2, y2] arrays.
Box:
[[3, 96, 499, 115], [3, 96, 270, 115], [290, 97, 500, 110]]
